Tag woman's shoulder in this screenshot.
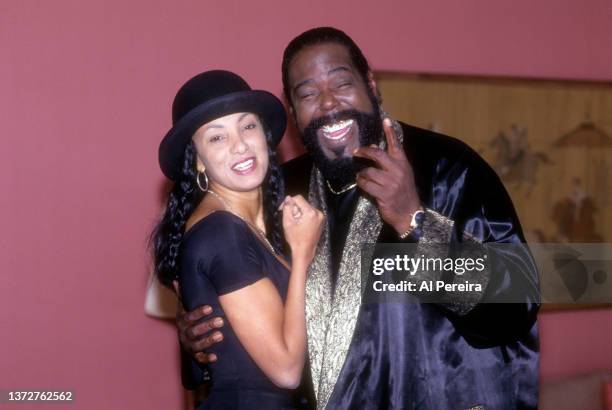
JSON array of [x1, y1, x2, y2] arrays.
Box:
[[179, 211, 265, 292], [181, 211, 252, 252]]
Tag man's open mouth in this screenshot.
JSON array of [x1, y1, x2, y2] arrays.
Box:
[[320, 119, 354, 141]]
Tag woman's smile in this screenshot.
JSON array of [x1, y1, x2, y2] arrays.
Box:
[[231, 156, 257, 175]]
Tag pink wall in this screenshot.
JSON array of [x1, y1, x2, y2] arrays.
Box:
[[540, 308, 612, 381], [1, 0, 611, 408]]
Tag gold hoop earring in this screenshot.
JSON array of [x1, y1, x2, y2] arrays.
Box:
[[196, 170, 209, 192]]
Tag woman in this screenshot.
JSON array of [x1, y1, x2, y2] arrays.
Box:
[[152, 70, 324, 409]]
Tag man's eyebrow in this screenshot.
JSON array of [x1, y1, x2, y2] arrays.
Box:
[[292, 66, 352, 94], [327, 66, 351, 76], [292, 78, 314, 94]]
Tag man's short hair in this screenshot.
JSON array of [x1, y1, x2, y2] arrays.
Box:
[[281, 27, 371, 106]]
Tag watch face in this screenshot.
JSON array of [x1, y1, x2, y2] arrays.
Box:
[[411, 210, 426, 228]]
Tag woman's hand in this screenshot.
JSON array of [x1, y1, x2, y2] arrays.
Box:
[[220, 198, 323, 389], [281, 195, 324, 265]]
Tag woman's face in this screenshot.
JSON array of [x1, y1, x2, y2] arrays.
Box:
[[192, 112, 270, 193]]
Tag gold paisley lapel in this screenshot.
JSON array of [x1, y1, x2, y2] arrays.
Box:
[[305, 116, 403, 409], [305, 167, 333, 404], [305, 167, 383, 409]]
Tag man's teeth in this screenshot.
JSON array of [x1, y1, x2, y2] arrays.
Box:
[[321, 119, 354, 134], [320, 119, 354, 142], [233, 158, 254, 171]]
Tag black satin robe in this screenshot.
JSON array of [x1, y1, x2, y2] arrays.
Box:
[[283, 122, 540, 410]]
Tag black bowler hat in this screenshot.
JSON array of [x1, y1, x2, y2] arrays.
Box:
[[158, 70, 287, 180]]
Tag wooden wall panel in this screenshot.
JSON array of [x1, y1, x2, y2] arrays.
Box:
[[378, 73, 612, 243]]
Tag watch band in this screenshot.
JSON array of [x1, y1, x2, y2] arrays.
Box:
[[398, 208, 426, 240]]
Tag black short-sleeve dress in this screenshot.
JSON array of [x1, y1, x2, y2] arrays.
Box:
[[178, 211, 301, 409]]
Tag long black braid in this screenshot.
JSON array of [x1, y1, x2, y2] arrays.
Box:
[[151, 142, 203, 288], [262, 135, 285, 254]]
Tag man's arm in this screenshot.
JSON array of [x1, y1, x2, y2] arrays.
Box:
[[435, 146, 540, 345], [175, 296, 225, 390], [354, 119, 539, 345]]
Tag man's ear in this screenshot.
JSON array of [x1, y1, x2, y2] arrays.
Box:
[[282, 91, 297, 122], [287, 101, 299, 126], [288, 103, 295, 119], [367, 71, 382, 104]]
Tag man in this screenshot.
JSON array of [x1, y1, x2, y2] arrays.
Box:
[[178, 27, 539, 409]]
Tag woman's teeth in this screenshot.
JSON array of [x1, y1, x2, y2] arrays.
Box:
[[321, 119, 354, 140], [233, 158, 254, 171]]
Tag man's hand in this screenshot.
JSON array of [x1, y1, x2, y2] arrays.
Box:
[[174, 281, 224, 364], [353, 118, 421, 235]]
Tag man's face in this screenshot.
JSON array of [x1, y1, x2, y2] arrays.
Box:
[[287, 43, 381, 185], [287, 42, 379, 160]]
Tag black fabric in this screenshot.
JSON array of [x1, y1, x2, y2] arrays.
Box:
[[178, 211, 303, 409], [324, 187, 359, 293], [197, 388, 299, 410], [181, 213, 266, 296], [280, 122, 539, 409], [281, 153, 312, 197]]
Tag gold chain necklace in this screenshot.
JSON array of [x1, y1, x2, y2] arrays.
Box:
[[206, 189, 277, 254], [326, 180, 357, 195]]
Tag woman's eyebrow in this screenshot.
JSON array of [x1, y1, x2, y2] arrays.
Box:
[[201, 123, 225, 133]]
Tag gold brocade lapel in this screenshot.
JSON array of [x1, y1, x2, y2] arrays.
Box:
[[304, 167, 333, 407], [305, 116, 403, 409], [305, 167, 384, 410]]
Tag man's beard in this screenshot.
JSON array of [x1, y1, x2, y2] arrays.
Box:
[[300, 106, 382, 189]]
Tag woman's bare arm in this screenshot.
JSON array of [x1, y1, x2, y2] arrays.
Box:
[[219, 195, 322, 389], [219, 259, 309, 389]]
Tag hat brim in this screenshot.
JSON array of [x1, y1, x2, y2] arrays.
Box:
[[159, 90, 287, 180]]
